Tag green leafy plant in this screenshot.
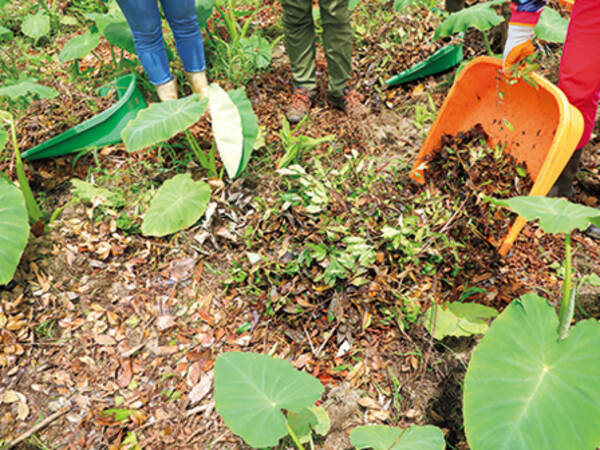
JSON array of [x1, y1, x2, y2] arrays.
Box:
[[424, 302, 498, 340], [534, 7, 569, 44], [214, 352, 325, 449], [277, 117, 335, 169], [349, 425, 445, 450], [141, 173, 210, 237], [434, 0, 503, 56], [463, 196, 600, 449], [59, 28, 102, 78], [21, 10, 50, 45]]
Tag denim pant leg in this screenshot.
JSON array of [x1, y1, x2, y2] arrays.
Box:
[[161, 0, 206, 73], [116, 0, 172, 85]]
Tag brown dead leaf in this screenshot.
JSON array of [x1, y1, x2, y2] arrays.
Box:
[[94, 334, 117, 346], [188, 372, 213, 405], [156, 315, 176, 331], [358, 396, 380, 410], [117, 359, 132, 388]]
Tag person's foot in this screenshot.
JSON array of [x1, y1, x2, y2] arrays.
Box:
[[286, 87, 315, 124], [155, 79, 178, 102], [585, 224, 600, 240], [327, 89, 367, 117]]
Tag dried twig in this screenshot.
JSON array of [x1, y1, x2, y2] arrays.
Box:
[[7, 406, 70, 449]]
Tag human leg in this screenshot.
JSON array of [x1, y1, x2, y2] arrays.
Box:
[[116, 0, 172, 86], [282, 0, 317, 91], [556, 0, 600, 236], [319, 0, 352, 98]]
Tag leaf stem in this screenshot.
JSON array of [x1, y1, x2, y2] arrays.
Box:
[[5, 114, 43, 222], [481, 31, 494, 56], [557, 233, 573, 338], [285, 420, 305, 450]]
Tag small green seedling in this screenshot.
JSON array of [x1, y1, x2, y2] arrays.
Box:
[[277, 117, 335, 169]]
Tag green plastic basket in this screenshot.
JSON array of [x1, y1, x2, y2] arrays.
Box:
[[385, 43, 464, 86], [21, 73, 146, 160]]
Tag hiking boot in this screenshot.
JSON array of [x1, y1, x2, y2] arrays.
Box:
[[286, 87, 315, 123], [327, 89, 367, 116], [585, 224, 600, 240]]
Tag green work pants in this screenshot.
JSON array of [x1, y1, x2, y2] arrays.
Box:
[[282, 0, 352, 98]]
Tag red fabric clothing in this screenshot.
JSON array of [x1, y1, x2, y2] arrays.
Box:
[[558, 0, 600, 148], [510, 1, 544, 26]]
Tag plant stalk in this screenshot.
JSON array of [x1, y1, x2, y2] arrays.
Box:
[[481, 31, 493, 57], [285, 420, 305, 450], [557, 233, 573, 337], [6, 115, 43, 222]]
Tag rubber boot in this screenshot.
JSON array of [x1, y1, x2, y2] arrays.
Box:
[[185, 71, 208, 99], [155, 79, 178, 102]]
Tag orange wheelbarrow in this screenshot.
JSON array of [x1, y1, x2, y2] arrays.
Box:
[[410, 56, 583, 256]]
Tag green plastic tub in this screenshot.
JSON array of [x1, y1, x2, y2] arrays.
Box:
[[385, 43, 464, 86], [21, 73, 146, 160]]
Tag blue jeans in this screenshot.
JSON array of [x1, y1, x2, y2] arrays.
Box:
[[116, 0, 206, 85]]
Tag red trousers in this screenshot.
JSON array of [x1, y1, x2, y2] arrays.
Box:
[[558, 0, 600, 148]]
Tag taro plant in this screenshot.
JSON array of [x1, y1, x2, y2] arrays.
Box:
[[120, 84, 258, 237], [277, 117, 335, 170], [349, 424, 445, 450], [434, 1, 568, 57], [214, 352, 328, 449], [462, 196, 600, 449], [0, 110, 44, 285]]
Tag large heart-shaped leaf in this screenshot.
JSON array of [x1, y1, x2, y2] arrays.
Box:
[[497, 196, 600, 234], [350, 425, 445, 449], [434, 1, 504, 39], [227, 88, 258, 178], [21, 11, 49, 41], [535, 7, 568, 43], [240, 35, 272, 69], [59, 29, 101, 62], [207, 84, 243, 179], [141, 173, 210, 237], [214, 352, 324, 448], [0, 81, 58, 100], [464, 293, 600, 450], [103, 21, 136, 54], [0, 178, 29, 285], [121, 95, 208, 152], [424, 302, 498, 340]]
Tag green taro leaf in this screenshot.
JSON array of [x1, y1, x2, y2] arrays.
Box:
[[535, 7, 568, 43], [424, 302, 498, 340], [287, 406, 330, 443], [103, 21, 136, 54], [207, 84, 243, 179], [59, 29, 101, 62], [0, 81, 58, 100], [214, 352, 324, 448], [0, 25, 13, 41], [141, 173, 210, 237], [21, 11, 49, 41], [121, 95, 208, 152], [498, 196, 600, 234], [464, 293, 600, 449], [434, 1, 504, 39], [350, 424, 445, 450], [0, 178, 29, 285], [227, 88, 258, 178], [240, 35, 272, 69]]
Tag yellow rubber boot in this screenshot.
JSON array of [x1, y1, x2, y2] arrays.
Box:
[[185, 71, 208, 98], [155, 79, 178, 102]]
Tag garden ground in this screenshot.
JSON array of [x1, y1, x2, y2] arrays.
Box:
[[1, 0, 599, 448]]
